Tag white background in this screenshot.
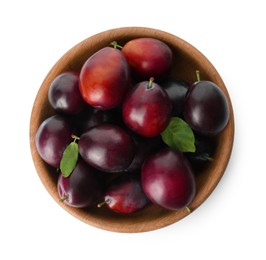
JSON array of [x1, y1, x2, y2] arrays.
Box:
[[1, 0, 265, 259]]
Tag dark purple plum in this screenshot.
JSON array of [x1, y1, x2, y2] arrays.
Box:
[[78, 124, 135, 173], [48, 71, 88, 115], [185, 133, 217, 172], [122, 78, 172, 137], [126, 134, 164, 173], [35, 115, 72, 168], [141, 148, 196, 211], [58, 159, 104, 208], [98, 174, 149, 214], [162, 78, 188, 116], [74, 107, 121, 135], [183, 80, 230, 136]]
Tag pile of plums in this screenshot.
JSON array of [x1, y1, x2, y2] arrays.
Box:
[[35, 37, 230, 214]]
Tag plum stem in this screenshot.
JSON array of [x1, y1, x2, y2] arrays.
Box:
[[71, 134, 80, 142], [60, 195, 68, 202], [97, 198, 111, 208], [186, 206, 192, 213], [97, 201, 107, 208], [110, 41, 123, 49], [205, 156, 214, 161], [196, 70, 201, 81], [147, 77, 155, 89], [193, 153, 214, 162]]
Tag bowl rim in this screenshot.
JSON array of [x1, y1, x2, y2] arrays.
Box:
[[29, 26, 234, 233]]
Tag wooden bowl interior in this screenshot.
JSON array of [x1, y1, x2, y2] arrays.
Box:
[[29, 27, 234, 233]]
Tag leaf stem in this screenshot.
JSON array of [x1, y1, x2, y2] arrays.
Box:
[[71, 134, 80, 142]]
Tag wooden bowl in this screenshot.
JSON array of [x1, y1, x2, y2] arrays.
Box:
[[29, 27, 234, 233]]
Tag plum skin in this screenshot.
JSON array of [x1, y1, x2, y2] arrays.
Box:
[[79, 47, 131, 110], [122, 37, 173, 80], [162, 78, 188, 116], [35, 115, 72, 168], [48, 71, 87, 115], [102, 174, 149, 214], [78, 124, 136, 173], [57, 160, 104, 208], [141, 148, 196, 211], [183, 81, 230, 136], [122, 80, 172, 137]]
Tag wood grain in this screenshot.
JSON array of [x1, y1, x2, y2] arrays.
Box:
[[29, 27, 234, 233]]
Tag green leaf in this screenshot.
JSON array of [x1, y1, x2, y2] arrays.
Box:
[[60, 141, 79, 177], [161, 117, 196, 153]]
